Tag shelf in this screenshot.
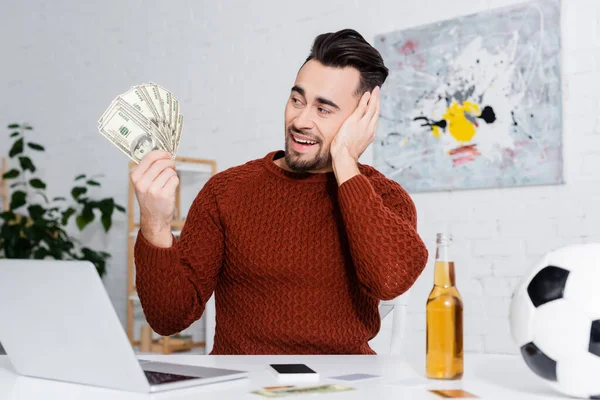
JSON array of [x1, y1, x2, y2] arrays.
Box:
[[174, 163, 213, 173], [151, 338, 205, 354], [133, 336, 205, 355]]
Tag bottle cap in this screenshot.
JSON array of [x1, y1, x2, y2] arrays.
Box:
[[436, 232, 453, 245]]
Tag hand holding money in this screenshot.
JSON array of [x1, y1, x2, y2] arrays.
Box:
[[130, 150, 178, 248], [98, 82, 183, 163]]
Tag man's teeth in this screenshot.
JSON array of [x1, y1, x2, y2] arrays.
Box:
[[293, 136, 317, 145]]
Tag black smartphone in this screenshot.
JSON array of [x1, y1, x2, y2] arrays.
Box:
[[269, 364, 319, 382]]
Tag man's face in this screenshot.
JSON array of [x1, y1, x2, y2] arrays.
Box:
[[283, 59, 361, 172]]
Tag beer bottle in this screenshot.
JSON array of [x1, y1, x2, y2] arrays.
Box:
[[426, 232, 463, 379]]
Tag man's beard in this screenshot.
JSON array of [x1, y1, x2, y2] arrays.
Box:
[[284, 131, 331, 172]]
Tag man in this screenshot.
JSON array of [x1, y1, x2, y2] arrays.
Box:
[[131, 29, 428, 355]]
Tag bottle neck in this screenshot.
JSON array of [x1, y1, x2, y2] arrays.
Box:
[[434, 244, 456, 287], [436, 244, 451, 262]]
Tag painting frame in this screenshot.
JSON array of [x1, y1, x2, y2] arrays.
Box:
[[373, 0, 564, 193]]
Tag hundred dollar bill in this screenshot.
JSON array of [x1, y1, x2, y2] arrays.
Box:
[[152, 81, 183, 155], [109, 97, 173, 154], [139, 83, 172, 148], [135, 84, 163, 127], [174, 112, 183, 155], [98, 105, 165, 163], [98, 82, 184, 162], [150, 82, 176, 147], [170, 96, 181, 153], [251, 384, 355, 398], [154, 82, 173, 129], [142, 83, 167, 123]]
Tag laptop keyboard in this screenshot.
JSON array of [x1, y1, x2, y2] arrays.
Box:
[[144, 370, 199, 385]]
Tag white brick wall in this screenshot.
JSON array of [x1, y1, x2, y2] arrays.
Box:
[[2, 0, 599, 359]]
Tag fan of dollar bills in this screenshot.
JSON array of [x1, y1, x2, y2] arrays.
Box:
[[98, 82, 183, 163]]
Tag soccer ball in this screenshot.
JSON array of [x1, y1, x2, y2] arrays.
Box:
[[509, 243, 600, 399]]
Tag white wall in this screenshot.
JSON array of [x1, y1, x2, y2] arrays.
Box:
[[1, 0, 599, 358]]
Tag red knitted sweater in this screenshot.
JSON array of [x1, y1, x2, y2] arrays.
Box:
[[134, 150, 428, 355]]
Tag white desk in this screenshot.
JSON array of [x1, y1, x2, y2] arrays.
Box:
[[0, 353, 564, 399]]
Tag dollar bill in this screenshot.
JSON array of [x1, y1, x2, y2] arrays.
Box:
[[151, 82, 178, 149], [98, 83, 183, 163], [251, 384, 355, 398], [174, 112, 184, 155], [113, 97, 173, 154], [98, 105, 163, 163], [141, 84, 174, 151], [171, 97, 181, 154]]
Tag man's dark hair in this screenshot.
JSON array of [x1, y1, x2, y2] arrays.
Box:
[[304, 29, 389, 95]]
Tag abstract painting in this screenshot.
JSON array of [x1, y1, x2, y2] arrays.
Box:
[[373, 0, 563, 193]]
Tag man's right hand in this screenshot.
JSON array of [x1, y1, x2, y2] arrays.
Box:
[[130, 150, 179, 248]]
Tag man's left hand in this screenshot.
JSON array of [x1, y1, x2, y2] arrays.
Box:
[[330, 86, 380, 163]]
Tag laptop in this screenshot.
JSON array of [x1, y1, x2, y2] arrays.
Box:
[[0, 259, 248, 393]]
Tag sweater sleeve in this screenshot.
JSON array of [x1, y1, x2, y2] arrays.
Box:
[[337, 173, 428, 300], [134, 177, 224, 336]]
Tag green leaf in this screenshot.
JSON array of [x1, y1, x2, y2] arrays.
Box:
[[9, 138, 24, 158], [28, 204, 46, 220], [27, 142, 45, 151], [75, 215, 86, 230], [98, 198, 113, 210], [10, 191, 26, 210], [53, 196, 66, 201], [115, 204, 126, 213], [2, 169, 19, 179], [76, 204, 95, 230], [76, 213, 95, 231], [75, 174, 86, 181], [10, 181, 25, 188], [7, 123, 19, 129], [24, 125, 33, 130], [86, 180, 100, 186], [10, 131, 19, 137], [18, 156, 36, 172], [33, 247, 49, 259], [98, 198, 115, 232], [61, 207, 76, 225], [71, 186, 87, 200], [80, 247, 110, 277], [0, 211, 16, 221], [101, 213, 112, 231], [29, 178, 46, 189]]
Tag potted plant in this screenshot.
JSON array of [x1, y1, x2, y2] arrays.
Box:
[[0, 123, 125, 277]]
